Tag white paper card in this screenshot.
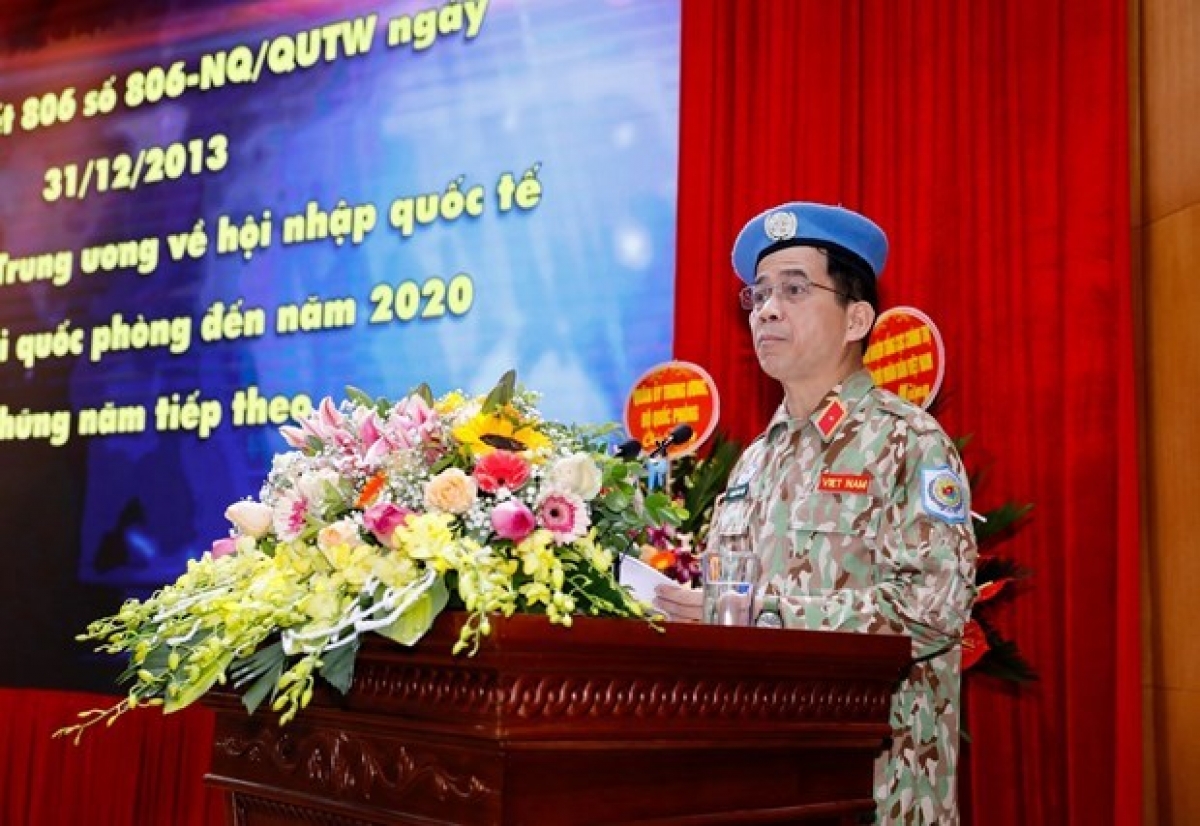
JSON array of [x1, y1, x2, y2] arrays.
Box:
[[618, 554, 674, 604]]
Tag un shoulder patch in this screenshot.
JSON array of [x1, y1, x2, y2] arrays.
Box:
[[920, 466, 967, 523]]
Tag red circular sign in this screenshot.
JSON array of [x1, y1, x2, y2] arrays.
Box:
[[623, 361, 719, 458], [863, 306, 945, 409]]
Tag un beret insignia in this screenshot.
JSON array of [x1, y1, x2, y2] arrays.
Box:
[[763, 210, 798, 242]]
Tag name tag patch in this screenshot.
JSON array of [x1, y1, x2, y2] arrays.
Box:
[[817, 472, 873, 494]]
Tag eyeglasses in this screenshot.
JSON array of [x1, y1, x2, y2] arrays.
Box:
[[738, 277, 848, 311]]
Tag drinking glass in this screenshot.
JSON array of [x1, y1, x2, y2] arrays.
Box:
[[700, 541, 761, 626]]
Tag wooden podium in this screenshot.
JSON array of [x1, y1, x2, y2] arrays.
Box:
[[205, 613, 910, 825]]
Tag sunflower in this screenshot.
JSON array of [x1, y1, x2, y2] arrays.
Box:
[[452, 407, 552, 457]]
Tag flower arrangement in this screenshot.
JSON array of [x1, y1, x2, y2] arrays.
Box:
[[57, 371, 683, 742]]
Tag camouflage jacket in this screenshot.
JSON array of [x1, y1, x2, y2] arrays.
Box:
[[710, 369, 977, 824]]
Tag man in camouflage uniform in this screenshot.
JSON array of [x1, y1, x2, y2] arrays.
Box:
[[656, 201, 977, 825]]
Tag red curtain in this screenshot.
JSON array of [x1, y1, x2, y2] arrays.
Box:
[[674, 1, 1140, 824], [0, 688, 222, 826]]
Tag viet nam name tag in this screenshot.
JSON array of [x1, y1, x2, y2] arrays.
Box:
[[817, 471, 873, 494]]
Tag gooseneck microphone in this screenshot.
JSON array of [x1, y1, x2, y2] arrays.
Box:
[[646, 424, 694, 459]]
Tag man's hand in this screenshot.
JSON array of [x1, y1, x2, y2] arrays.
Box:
[[653, 581, 703, 623]]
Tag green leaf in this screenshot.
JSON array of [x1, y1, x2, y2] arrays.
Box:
[[603, 488, 631, 512], [163, 649, 236, 713], [344, 386, 375, 409], [230, 641, 285, 688], [410, 382, 434, 406], [430, 452, 458, 475], [605, 462, 630, 482], [118, 642, 170, 685], [376, 577, 450, 647], [672, 432, 742, 535], [318, 639, 360, 695], [975, 637, 1038, 683], [481, 369, 517, 413], [120, 632, 211, 688], [240, 659, 284, 716], [975, 502, 1033, 546], [976, 555, 1030, 584], [141, 643, 172, 670], [644, 492, 684, 526]]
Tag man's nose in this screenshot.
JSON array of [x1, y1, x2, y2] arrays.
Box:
[[756, 291, 783, 320]]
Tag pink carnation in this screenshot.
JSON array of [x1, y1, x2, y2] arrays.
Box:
[[473, 450, 531, 493], [491, 499, 536, 542]]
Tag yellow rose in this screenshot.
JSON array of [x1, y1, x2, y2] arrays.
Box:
[[423, 468, 478, 514]]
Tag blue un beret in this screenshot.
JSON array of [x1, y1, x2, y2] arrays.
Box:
[[731, 201, 889, 284]]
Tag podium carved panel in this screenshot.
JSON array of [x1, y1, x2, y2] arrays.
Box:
[[206, 613, 909, 825]]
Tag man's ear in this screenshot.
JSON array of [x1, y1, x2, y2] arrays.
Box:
[[845, 301, 876, 344]]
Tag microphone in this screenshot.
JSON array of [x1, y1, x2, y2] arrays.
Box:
[[612, 438, 642, 460], [646, 424, 693, 459]]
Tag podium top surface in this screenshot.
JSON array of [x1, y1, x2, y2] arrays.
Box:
[[366, 611, 912, 682]]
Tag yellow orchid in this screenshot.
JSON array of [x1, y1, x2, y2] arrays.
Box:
[[519, 581, 552, 607]]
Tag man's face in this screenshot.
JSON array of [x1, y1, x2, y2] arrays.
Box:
[[747, 246, 853, 385]]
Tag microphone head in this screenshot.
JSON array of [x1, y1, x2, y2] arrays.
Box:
[[670, 424, 694, 444], [613, 438, 642, 460], [645, 424, 695, 460]]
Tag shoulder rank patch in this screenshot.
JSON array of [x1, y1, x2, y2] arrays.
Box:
[[814, 398, 847, 440], [920, 466, 967, 523]]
